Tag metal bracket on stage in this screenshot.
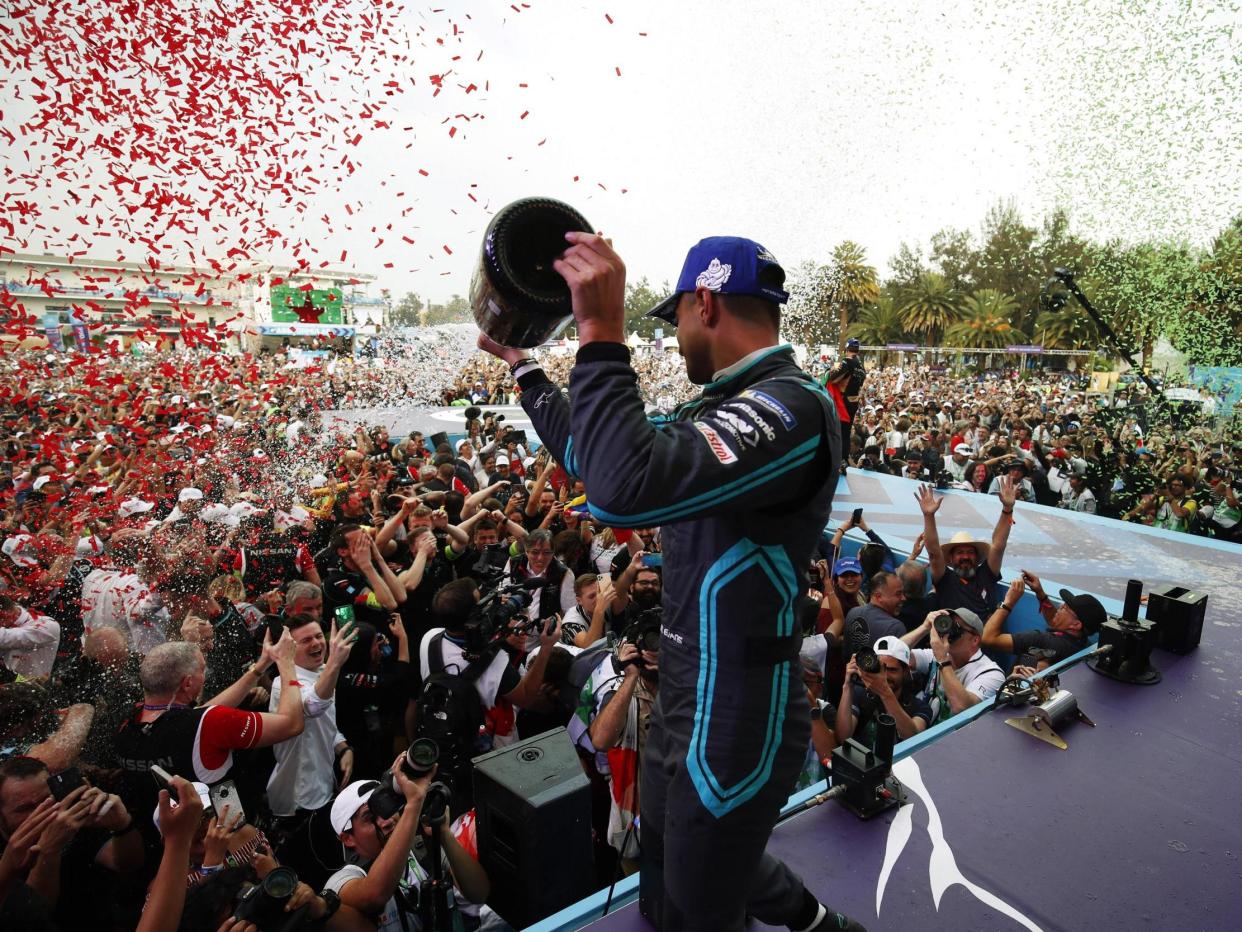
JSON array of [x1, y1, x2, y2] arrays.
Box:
[[997, 671, 1095, 750]]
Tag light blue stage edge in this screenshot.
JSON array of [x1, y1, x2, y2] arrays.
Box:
[[529, 471, 1242, 932]]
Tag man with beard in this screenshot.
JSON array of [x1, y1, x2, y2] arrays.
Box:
[[915, 480, 1018, 617], [610, 556, 663, 638], [478, 235, 856, 931]]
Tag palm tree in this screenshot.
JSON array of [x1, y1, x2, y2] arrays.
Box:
[[898, 272, 963, 341], [1036, 306, 1099, 351], [944, 289, 1026, 348], [825, 241, 880, 352], [848, 296, 909, 365]]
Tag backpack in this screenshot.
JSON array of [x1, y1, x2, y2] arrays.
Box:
[[417, 632, 495, 811]]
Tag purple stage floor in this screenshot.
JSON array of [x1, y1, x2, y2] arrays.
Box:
[[582, 646, 1242, 932], [560, 474, 1242, 932]]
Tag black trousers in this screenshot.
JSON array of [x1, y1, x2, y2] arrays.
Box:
[[270, 802, 342, 891], [638, 680, 810, 931]]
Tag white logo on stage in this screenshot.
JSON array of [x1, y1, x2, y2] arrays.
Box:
[[877, 758, 1044, 930], [696, 258, 732, 291]]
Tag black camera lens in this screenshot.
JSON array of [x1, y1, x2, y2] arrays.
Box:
[[404, 738, 439, 777], [261, 866, 298, 900], [855, 646, 881, 674], [933, 614, 963, 642]]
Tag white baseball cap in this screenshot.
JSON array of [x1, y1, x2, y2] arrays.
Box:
[[874, 636, 911, 667], [953, 443, 973, 456], [178, 487, 204, 503], [118, 498, 155, 518], [330, 780, 380, 835], [1, 534, 37, 567]]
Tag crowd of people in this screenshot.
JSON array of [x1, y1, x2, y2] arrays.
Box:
[[436, 347, 699, 412], [0, 332, 1235, 932], [0, 339, 699, 932], [824, 360, 1242, 541]]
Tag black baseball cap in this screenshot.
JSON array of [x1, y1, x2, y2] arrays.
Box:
[[1058, 589, 1106, 634]]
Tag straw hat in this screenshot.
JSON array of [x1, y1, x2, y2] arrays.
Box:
[[943, 530, 990, 562]]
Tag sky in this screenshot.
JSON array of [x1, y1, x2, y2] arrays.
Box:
[[3, 0, 1240, 305]]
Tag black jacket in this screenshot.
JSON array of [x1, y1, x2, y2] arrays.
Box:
[[518, 342, 840, 818]]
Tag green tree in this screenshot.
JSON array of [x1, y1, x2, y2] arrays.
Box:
[[1034, 306, 1100, 351], [1171, 215, 1242, 365], [886, 241, 927, 291], [898, 272, 963, 340], [621, 276, 671, 340], [945, 289, 1026, 348], [1085, 240, 1195, 364], [928, 227, 979, 292], [974, 200, 1041, 331], [389, 291, 424, 327], [848, 295, 908, 364], [825, 241, 880, 352], [424, 294, 471, 326]]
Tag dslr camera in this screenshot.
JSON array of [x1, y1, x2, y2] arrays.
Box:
[[933, 612, 965, 643], [368, 744, 454, 832], [232, 866, 310, 932], [851, 645, 881, 684], [618, 608, 662, 678]]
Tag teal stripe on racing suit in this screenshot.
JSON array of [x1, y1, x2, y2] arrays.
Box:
[[517, 340, 841, 931]]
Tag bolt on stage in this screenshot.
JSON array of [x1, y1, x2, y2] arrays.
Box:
[[529, 471, 1242, 932]]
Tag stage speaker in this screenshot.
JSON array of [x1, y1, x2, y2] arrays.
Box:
[[473, 727, 594, 927], [1146, 584, 1207, 654]]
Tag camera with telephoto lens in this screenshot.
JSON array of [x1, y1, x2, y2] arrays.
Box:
[[618, 608, 662, 676], [933, 612, 964, 643], [935, 469, 954, 490], [854, 645, 881, 675], [459, 561, 538, 658], [368, 738, 440, 821], [232, 866, 309, 932]]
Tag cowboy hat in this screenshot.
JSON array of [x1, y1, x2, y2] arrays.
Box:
[[943, 530, 990, 562]]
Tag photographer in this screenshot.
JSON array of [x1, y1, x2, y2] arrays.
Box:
[[835, 637, 931, 745], [502, 529, 575, 648], [902, 609, 1004, 724], [326, 763, 488, 931], [570, 615, 660, 862], [417, 577, 564, 725]]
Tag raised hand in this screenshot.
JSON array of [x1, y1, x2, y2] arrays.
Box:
[[998, 475, 1019, 509], [1005, 577, 1026, 604], [347, 532, 372, 567], [915, 483, 942, 515], [326, 620, 359, 669], [476, 331, 529, 366], [552, 232, 627, 341], [156, 776, 205, 846], [271, 628, 297, 673]]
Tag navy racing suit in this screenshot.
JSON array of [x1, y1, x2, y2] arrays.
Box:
[[517, 341, 841, 931]]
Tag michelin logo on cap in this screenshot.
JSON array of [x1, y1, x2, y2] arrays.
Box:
[[696, 259, 732, 291]]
